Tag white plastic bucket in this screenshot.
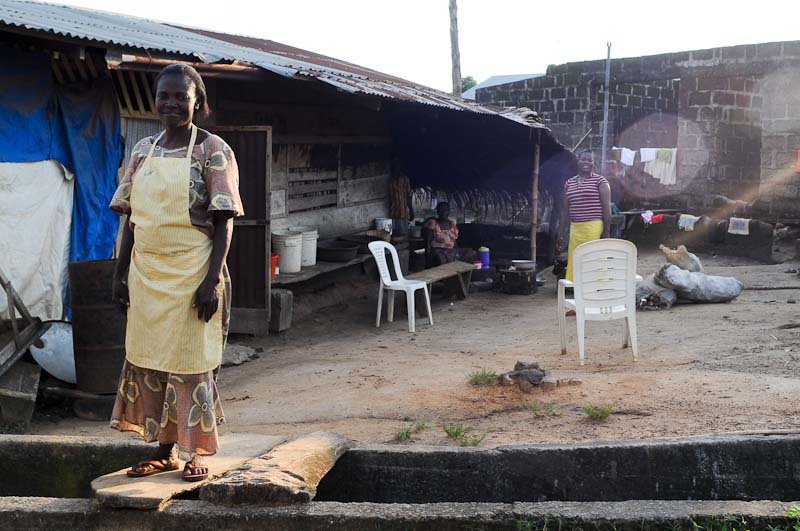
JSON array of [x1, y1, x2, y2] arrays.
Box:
[[272, 230, 303, 273], [374, 217, 393, 235], [289, 226, 319, 267]]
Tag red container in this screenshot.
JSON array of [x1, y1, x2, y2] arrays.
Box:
[[270, 253, 279, 279]]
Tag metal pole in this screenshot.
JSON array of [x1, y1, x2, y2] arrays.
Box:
[[601, 42, 611, 175], [530, 130, 541, 265]]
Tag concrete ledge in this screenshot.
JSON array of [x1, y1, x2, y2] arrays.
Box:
[[0, 435, 149, 498], [1, 498, 798, 531], [317, 433, 800, 503]]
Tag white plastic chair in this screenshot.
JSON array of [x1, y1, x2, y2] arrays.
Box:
[[368, 241, 433, 333], [558, 238, 642, 366]]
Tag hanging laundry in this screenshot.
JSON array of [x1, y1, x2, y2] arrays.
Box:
[[651, 213, 665, 224], [640, 148, 658, 163], [728, 217, 751, 235], [678, 214, 700, 232], [619, 148, 636, 166], [643, 148, 677, 186], [656, 149, 673, 163], [641, 210, 654, 225]]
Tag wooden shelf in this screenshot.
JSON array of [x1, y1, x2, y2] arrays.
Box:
[[271, 254, 374, 286]]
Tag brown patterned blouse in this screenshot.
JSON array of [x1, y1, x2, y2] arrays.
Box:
[[110, 133, 244, 237]]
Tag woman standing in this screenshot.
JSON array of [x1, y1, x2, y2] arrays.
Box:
[[557, 149, 611, 281], [109, 64, 243, 482]]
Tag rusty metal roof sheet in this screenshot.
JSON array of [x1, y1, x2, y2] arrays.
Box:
[[0, 0, 547, 127]]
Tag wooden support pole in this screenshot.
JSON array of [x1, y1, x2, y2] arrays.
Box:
[[449, 0, 462, 97], [128, 71, 146, 114], [61, 56, 77, 83], [50, 57, 65, 84], [74, 56, 89, 81], [115, 70, 135, 116], [530, 131, 541, 264], [140, 71, 156, 113], [85, 54, 99, 79]]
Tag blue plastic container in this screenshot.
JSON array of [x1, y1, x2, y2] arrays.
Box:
[[478, 246, 490, 269]]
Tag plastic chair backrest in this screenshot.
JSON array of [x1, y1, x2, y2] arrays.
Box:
[[368, 240, 406, 286], [572, 239, 637, 312]]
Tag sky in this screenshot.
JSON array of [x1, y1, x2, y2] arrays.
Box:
[[56, 0, 800, 92]]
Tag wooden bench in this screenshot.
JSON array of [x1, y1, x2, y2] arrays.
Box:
[[406, 262, 478, 314]]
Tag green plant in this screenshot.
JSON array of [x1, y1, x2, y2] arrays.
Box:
[[528, 404, 562, 418], [468, 368, 498, 386], [583, 404, 614, 421], [785, 505, 800, 531], [459, 433, 486, 447], [393, 427, 413, 442], [411, 421, 429, 433], [514, 517, 559, 531], [393, 421, 429, 443], [0, 422, 27, 434], [691, 515, 751, 531], [443, 422, 466, 439]]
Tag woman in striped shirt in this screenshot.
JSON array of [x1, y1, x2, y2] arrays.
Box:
[[557, 149, 611, 281]]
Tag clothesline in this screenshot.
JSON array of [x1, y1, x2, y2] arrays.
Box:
[[633, 210, 753, 235], [611, 146, 678, 186]]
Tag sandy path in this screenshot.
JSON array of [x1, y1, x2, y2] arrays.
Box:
[[33, 251, 800, 448]]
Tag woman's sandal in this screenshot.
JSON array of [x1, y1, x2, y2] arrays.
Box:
[[182, 462, 209, 482], [126, 458, 180, 478]]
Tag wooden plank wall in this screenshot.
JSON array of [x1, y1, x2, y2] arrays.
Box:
[[212, 76, 393, 238], [270, 138, 391, 237]]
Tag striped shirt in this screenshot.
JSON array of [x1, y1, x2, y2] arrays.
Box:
[[564, 173, 609, 222]]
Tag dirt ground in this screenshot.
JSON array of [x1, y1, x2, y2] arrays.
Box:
[[33, 249, 800, 448]]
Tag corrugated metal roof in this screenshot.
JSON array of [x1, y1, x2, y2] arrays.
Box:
[[0, 0, 548, 127]]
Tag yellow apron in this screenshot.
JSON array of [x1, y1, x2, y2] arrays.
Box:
[[565, 220, 604, 281], [126, 125, 223, 374]]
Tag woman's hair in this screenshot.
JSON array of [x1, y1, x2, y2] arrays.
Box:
[[154, 64, 211, 122], [577, 148, 594, 158], [436, 201, 450, 210]]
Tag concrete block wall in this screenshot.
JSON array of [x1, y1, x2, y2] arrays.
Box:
[[677, 74, 762, 199], [478, 70, 678, 154], [759, 67, 800, 216], [478, 40, 800, 216], [606, 80, 678, 149]]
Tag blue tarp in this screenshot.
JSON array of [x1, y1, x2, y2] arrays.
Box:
[[0, 48, 123, 263]]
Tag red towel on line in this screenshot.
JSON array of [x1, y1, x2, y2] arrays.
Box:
[[651, 214, 665, 224]]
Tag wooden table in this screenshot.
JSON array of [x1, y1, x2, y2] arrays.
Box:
[[407, 261, 478, 299]]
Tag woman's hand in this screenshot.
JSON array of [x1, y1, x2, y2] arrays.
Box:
[[193, 276, 219, 322], [112, 271, 129, 309]]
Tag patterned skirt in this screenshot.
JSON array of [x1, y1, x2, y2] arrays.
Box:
[[110, 361, 225, 457]]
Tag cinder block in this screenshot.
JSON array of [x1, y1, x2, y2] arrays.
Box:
[[270, 288, 294, 333], [0, 361, 40, 428], [540, 376, 558, 391]]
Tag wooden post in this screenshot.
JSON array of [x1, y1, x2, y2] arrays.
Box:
[[449, 0, 462, 97], [530, 131, 541, 264]]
